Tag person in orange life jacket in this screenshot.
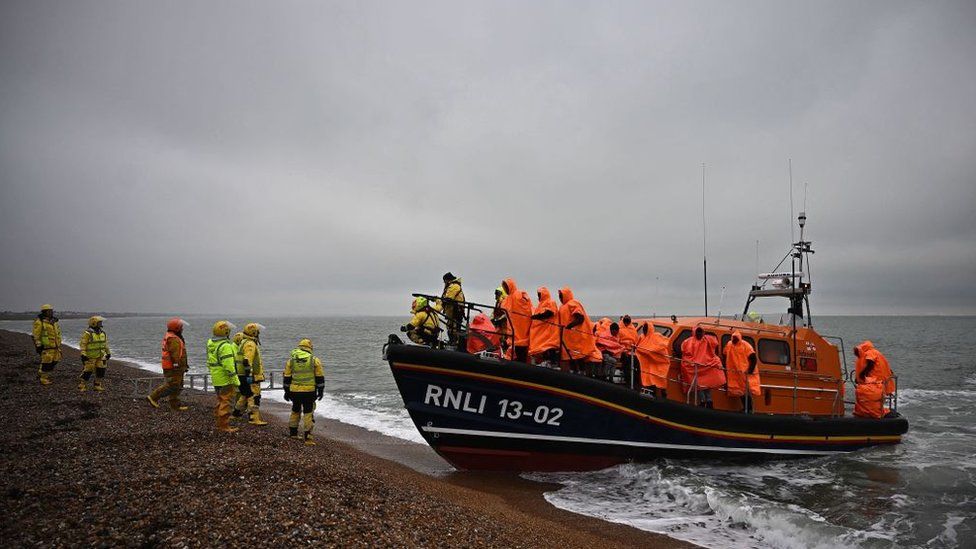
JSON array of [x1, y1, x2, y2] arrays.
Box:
[[528, 287, 560, 366], [854, 341, 895, 395], [680, 326, 726, 409], [500, 278, 533, 363], [557, 287, 601, 375], [723, 330, 760, 413], [617, 315, 639, 388], [466, 313, 501, 355], [148, 318, 189, 411], [635, 322, 671, 398], [595, 322, 624, 381]]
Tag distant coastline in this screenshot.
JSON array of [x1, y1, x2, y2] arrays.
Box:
[[0, 311, 166, 321]]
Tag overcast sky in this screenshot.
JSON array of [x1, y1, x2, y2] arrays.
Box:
[[1, 1, 974, 316]]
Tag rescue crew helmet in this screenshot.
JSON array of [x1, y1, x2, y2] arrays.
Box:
[[212, 320, 235, 337], [166, 317, 188, 333], [88, 315, 105, 328], [41, 304, 54, 312], [243, 323, 263, 338], [298, 338, 313, 351]]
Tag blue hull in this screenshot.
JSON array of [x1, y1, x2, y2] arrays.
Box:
[[386, 344, 908, 471]]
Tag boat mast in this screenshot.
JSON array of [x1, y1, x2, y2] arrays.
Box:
[[702, 163, 708, 317]]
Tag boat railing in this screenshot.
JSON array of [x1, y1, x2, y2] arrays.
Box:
[[127, 369, 288, 399]]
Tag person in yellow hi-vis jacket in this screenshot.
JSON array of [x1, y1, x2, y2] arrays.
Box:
[[32, 304, 62, 385], [207, 320, 240, 433], [284, 338, 325, 445], [78, 316, 111, 392], [236, 323, 268, 426], [230, 331, 252, 421]]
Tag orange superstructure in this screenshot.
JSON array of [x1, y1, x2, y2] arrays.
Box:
[[635, 317, 845, 416]]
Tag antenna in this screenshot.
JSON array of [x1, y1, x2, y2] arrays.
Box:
[[702, 163, 708, 317], [717, 285, 726, 319], [789, 159, 795, 245]]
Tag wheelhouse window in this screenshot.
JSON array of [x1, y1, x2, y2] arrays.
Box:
[[758, 339, 791, 365], [653, 325, 673, 337], [672, 330, 691, 358]]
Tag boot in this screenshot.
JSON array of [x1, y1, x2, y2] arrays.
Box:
[[147, 395, 160, 408], [304, 433, 316, 446], [171, 402, 189, 412], [78, 380, 88, 392], [217, 414, 239, 433], [93, 380, 104, 392], [248, 409, 268, 426], [289, 426, 301, 440], [39, 373, 52, 385]]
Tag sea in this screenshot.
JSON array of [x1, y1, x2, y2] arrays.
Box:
[[3, 315, 973, 548]]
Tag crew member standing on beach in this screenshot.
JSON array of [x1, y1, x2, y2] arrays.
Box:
[[231, 331, 253, 421], [78, 316, 111, 392], [32, 304, 62, 385], [207, 320, 240, 433], [283, 338, 325, 446], [236, 323, 268, 426], [148, 318, 189, 410], [441, 273, 465, 347]]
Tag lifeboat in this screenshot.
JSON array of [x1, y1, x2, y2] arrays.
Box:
[[385, 214, 908, 471]]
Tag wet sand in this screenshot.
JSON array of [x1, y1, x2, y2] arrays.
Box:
[[0, 330, 687, 547]]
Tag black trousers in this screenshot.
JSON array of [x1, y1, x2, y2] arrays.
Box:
[[291, 392, 315, 413]]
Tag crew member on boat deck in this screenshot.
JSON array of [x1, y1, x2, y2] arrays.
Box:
[[724, 330, 760, 413], [680, 326, 726, 408], [441, 273, 465, 347], [501, 278, 533, 363], [206, 320, 240, 433], [854, 375, 888, 419], [236, 323, 268, 426], [78, 316, 111, 392], [32, 304, 62, 385], [402, 297, 441, 347], [595, 322, 623, 381], [466, 313, 501, 355], [284, 338, 325, 446], [854, 341, 895, 395], [491, 286, 511, 357], [148, 318, 189, 410], [635, 323, 670, 397], [557, 287, 601, 374], [618, 316, 639, 388], [528, 287, 560, 366]]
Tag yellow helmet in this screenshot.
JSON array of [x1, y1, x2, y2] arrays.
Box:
[[233, 332, 244, 345], [298, 338, 313, 351], [41, 304, 53, 312], [412, 297, 428, 313], [243, 323, 263, 337], [212, 320, 235, 337], [88, 316, 105, 328]]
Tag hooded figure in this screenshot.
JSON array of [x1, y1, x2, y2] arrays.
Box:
[[595, 322, 623, 358], [635, 323, 671, 395], [501, 278, 533, 362], [467, 313, 501, 355], [617, 316, 639, 351], [853, 375, 888, 419], [529, 287, 560, 363], [557, 287, 601, 371], [854, 341, 895, 395], [724, 330, 760, 398], [680, 326, 726, 406]]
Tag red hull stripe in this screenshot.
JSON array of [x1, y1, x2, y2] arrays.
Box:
[[393, 362, 901, 446]]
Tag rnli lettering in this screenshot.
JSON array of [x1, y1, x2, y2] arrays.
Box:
[[423, 384, 486, 414], [422, 384, 563, 426]]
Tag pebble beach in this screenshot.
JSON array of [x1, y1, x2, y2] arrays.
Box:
[[0, 330, 684, 548]]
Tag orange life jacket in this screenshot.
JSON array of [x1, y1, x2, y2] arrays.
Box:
[[595, 325, 623, 358], [618, 322, 639, 351], [501, 278, 533, 347], [467, 314, 501, 355], [529, 287, 560, 357], [557, 287, 601, 362], [635, 328, 670, 389], [161, 331, 185, 371], [680, 331, 726, 389], [724, 331, 760, 397], [853, 376, 888, 419]]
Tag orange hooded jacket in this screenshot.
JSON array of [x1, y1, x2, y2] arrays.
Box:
[[853, 376, 887, 419], [724, 330, 760, 397], [635, 325, 670, 389], [854, 340, 895, 395], [680, 328, 726, 390], [529, 287, 560, 357], [467, 313, 501, 354], [618, 320, 639, 352], [557, 287, 601, 362], [501, 278, 533, 348], [595, 323, 623, 358]]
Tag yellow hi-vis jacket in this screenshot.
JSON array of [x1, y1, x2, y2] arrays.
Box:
[[284, 348, 324, 393], [80, 328, 110, 360]]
